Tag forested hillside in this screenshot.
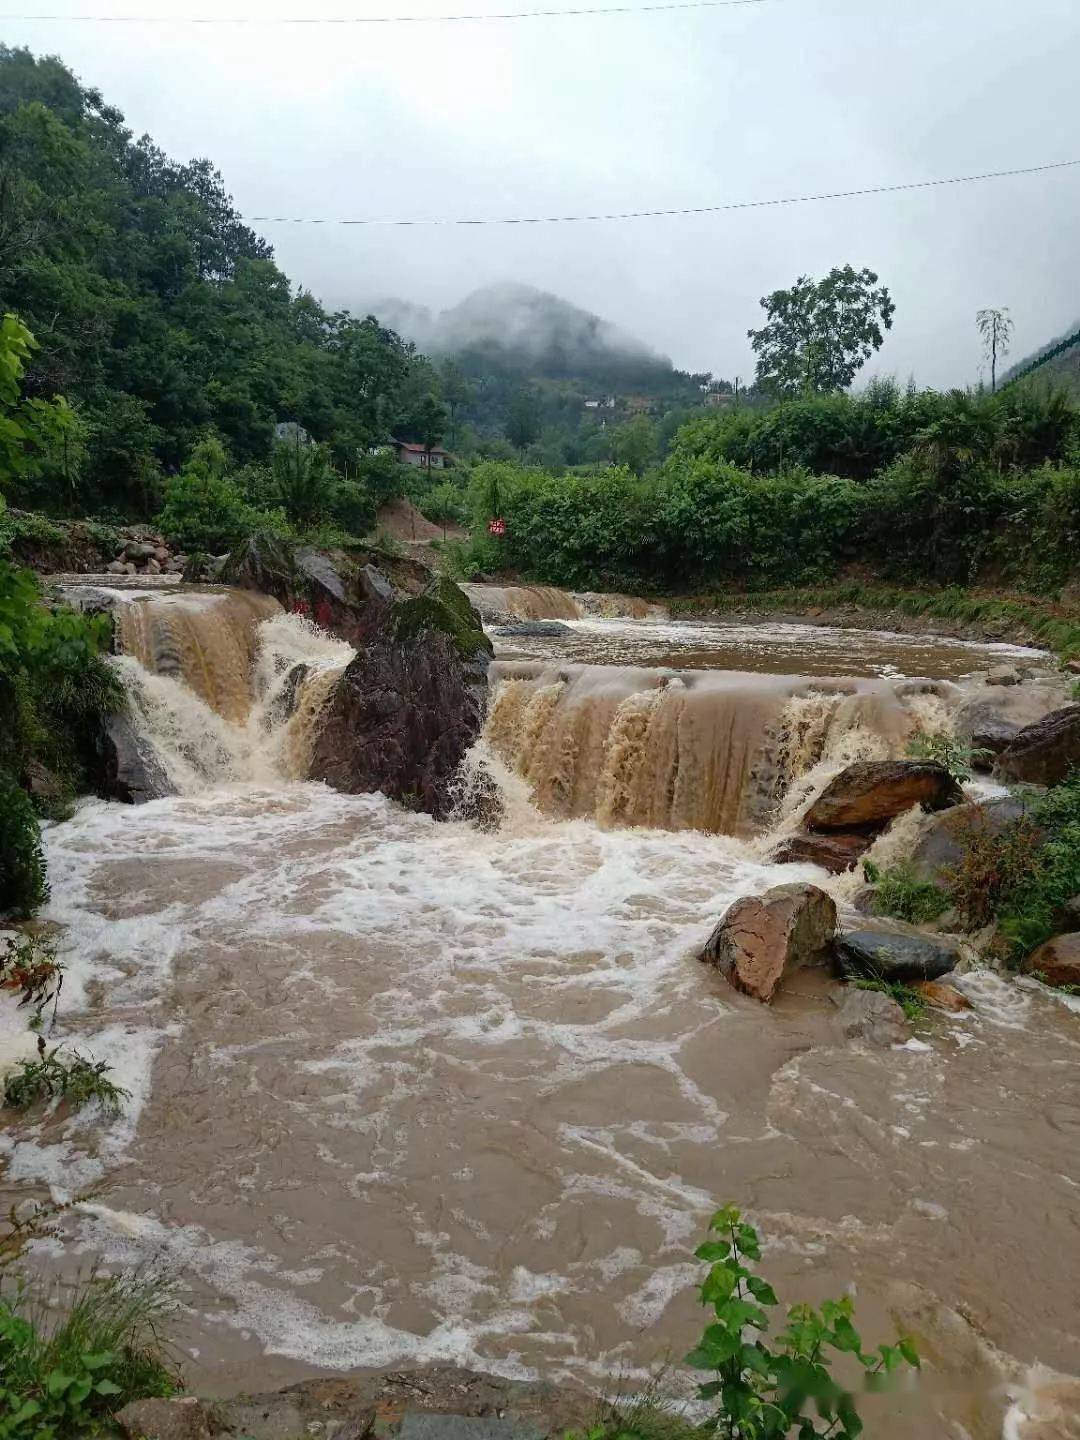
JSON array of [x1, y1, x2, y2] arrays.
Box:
[[0, 44, 444, 517]]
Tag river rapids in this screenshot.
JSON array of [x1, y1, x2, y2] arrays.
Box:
[[1, 582, 1078, 1439]]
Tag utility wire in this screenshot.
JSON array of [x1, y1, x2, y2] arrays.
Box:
[[240, 159, 1080, 228], [1, 0, 773, 23]]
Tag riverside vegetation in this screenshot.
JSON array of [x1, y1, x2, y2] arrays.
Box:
[[1, 38, 1078, 1440]]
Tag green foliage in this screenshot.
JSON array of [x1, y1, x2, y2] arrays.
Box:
[[936, 776, 1080, 959], [0, 771, 47, 918], [686, 1205, 917, 1437], [419, 480, 469, 529], [3, 1039, 129, 1114], [748, 266, 895, 397], [389, 583, 492, 660], [0, 1270, 176, 1437], [156, 435, 249, 551], [0, 934, 63, 1025], [850, 977, 928, 1023], [861, 860, 949, 925], [905, 732, 991, 782], [0, 46, 436, 516], [612, 414, 658, 476]]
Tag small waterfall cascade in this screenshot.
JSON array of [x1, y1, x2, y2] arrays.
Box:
[[484, 661, 963, 837], [112, 589, 354, 793], [461, 582, 667, 623], [461, 583, 585, 621]]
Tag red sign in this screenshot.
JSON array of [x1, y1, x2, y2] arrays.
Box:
[[488, 517, 507, 536]]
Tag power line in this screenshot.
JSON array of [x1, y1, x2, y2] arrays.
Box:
[[241, 158, 1080, 228], [0, 0, 774, 23]]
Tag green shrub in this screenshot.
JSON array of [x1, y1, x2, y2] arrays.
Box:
[[3, 1040, 129, 1114], [685, 1205, 918, 1437], [157, 468, 248, 552], [0, 1271, 177, 1437], [851, 977, 928, 1022], [906, 732, 991, 782], [0, 771, 47, 918], [862, 860, 949, 925]]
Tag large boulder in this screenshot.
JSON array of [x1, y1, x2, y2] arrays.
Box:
[[308, 591, 491, 820], [908, 796, 1038, 885], [836, 987, 910, 1047], [834, 926, 960, 983], [995, 706, 1080, 787], [116, 1397, 218, 1440], [701, 882, 836, 1003], [804, 761, 963, 832], [1021, 933, 1080, 989], [219, 534, 392, 645], [95, 712, 174, 804], [771, 830, 875, 874]]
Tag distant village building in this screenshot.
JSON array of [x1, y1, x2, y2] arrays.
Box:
[[703, 391, 734, 409], [389, 438, 449, 470], [583, 397, 616, 410]]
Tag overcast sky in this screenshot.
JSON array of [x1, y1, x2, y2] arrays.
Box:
[[10, 0, 1080, 385]]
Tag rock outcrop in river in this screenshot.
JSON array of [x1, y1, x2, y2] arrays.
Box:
[[308, 580, 493, 819]]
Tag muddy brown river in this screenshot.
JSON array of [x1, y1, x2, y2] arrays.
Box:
[[2, 590, 1078, 1439]]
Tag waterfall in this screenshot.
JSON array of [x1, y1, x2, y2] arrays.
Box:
[[112, 590, 354, 793], [461, 583, 585, 621], [484, 662, 960, 837]]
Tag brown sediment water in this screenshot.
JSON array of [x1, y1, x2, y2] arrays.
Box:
[[2, 583, 1078, 1440], [115, 588, 283, 723]]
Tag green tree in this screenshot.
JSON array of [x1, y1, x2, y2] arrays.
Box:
[[977, 307, 1013, 393], [506, 387, 541, 452], [438, 358, 475, 448], [612, 413, 657, 476], [748, 266, 895, 398]]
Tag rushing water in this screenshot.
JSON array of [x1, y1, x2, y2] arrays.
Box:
[[2, 585, 1078, 1439]]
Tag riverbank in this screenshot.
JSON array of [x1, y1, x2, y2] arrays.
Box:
[[670, 583, 1080, 664]]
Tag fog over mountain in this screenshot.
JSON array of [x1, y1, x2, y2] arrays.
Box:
[[369, 283, 671, 376]]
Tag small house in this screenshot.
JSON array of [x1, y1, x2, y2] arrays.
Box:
[[390, 439, 449, 470]]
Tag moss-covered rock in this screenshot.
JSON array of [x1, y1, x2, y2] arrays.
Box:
[[391, 582, 492, 660]]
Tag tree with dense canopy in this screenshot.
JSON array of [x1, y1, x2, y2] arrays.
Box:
[[748, 266, 895, 398], [0, 44, 440, 521]]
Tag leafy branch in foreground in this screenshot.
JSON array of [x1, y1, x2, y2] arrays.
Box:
[[686, 1206, 918, 1438], [2, 1038, 129, 1115]]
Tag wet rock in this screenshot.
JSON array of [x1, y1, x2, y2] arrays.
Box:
[[701, 882, 836, 1003], [953, 698, 1021, 762], [106, 559, 128, 575], [987, 664, 1022, 686], [359, 562, 395, 605], [995, 705, 1080, 787], [911, 978, 973, 1012], [771, 830, 875, 874], [804, 760, 963, 832], [1021, 933, 1080, 988], [23, 758, 63, 803], [123, 540, 158, 563], [144, 556, 161, 575], [96, 712, 175, 804], [220, 1367, 591, 1440], [837, 986, 910, 1046], [834, 927, 960, 983], [308, 603, 489, 820], [909, 796, 1037, 885], [116, 1396, 219, 1440]]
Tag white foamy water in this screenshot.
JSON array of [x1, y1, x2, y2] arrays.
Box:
[[3, 596, 1079, 1439]]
